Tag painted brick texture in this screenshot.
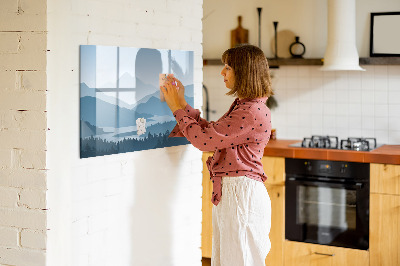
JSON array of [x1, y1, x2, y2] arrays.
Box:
[[0, 0, 47, 265], [46, 0, 203, 266]]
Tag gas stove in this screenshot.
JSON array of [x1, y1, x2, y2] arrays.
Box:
[[289, 135, 381, 151]]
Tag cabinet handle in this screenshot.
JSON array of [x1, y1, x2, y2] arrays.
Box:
[[314, 252, 335, 257]]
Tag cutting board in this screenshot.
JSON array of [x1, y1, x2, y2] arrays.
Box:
[[231, 16, 249, 48]]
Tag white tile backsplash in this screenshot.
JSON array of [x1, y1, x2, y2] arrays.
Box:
[[336, 103, 349, 116], [348, 103, 362, 116], [388, 73, 400, 90], [323, 103, 336, 116], [389, 104, 400, 117], [375, 130, 389, 144], [389, 131, 400, 143], [298, 77, 311, 89], [362, 90, 375, 103], [361, 104, 375, 117], [389, 117, 400, 131], [336, 115, 348, 129], [374, 77, 388, 91], [388, 91, 400, 104], [204, 65, 400, 144], [375, 104, 389, 117], [374, 65, 388, 77], [286, 77, 299, 89], [374, 90, 388, 104], [362, 116, 375, 130]]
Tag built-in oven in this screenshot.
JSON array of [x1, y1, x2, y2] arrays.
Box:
[[285, 158, 370, 250]]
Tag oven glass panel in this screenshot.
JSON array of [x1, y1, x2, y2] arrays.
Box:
[[297, 186, 357, 230]]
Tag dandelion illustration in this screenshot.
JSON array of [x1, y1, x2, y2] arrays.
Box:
[[136, 118, 146, 136]]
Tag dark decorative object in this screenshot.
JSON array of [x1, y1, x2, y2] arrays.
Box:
[[266, 95, 278, 110], [273, 21, 279, 58], [370, 12, 400, 57], [257, 8, 262, 48], [202, 84, 216, 121], [289, 36, 306, 58], [266, 72, 277, 110]]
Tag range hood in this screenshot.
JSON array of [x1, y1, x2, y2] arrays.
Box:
[[320, 0, 365, 71]]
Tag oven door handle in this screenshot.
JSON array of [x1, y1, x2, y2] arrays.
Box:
[[287, 177, 364, 189]]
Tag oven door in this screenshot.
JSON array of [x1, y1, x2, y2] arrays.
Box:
[[285, 177, 369, 250]]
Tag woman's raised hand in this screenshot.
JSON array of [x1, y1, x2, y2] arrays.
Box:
[[173, 78, 187, 108], [160, 76, 185, 113]]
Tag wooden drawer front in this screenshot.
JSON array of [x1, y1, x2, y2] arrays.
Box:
[[370, 193, 400, 266], [262, 156, 285, 185], [265, 185, 284, 266], [284, 241, 369, 266], [370, 163, 400, 195]]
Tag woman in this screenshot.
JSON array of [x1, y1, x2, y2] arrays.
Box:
[[161, 44, 273, 266]]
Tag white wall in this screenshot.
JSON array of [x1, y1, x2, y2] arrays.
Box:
[[203, 0, 400, 58], [46, 0, 203, 266], [203, 0, 400, 145], [0, 0, 48, 265]]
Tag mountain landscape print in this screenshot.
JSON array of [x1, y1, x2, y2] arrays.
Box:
[[80, 45, 194, 158]]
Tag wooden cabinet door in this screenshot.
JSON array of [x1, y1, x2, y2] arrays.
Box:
[[202, 152, 213, 258], [262, 156, 285, 186], [370, 193, 400, 266], [284, 241, 369, 266], [370, 163, 400, 195], [264, 184, 284, 266]]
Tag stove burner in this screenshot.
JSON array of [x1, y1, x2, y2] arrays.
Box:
[[301, 135, 339, 149], [295, 136, 378, 151], [340, 137, 377, 151]]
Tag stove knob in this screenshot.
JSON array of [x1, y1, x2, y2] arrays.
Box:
[[340, 164, 347, 174], [305, 162, 312, 171]]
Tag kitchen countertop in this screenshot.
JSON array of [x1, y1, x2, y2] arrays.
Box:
[[263, 139, 400, 165]]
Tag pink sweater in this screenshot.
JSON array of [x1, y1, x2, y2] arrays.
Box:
[[169, 97, 271, 205]]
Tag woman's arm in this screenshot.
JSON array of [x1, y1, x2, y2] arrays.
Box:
[[161, 77, 211, 137], [172, 106, 257, 152]]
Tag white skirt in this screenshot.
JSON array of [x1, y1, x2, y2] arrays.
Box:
[[212, 176, 271, 266]]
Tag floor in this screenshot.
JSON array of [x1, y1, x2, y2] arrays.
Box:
[[202, 257, 211, 266]]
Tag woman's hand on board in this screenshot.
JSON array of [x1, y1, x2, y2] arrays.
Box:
[[173, 77, 187, 108], [161, 76, 185, 113]]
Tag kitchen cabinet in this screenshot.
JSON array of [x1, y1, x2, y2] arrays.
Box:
[[261, 156, 285, 186], [261, 156, 285, 266], [202, 156, 400, 265], [370, 193, 400, 266], [370, 163, 400, 195], [284, 241, 369, 266], [370, 163, 400, 266], [201, 154, 286, 266]]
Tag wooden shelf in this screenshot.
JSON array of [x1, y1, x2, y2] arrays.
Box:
[[359, 57, 400, 65], [203, 58, 323, 67], [203, 57, 400, 67], [268, 58, 322, 67]]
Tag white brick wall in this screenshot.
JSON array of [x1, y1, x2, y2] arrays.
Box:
[[21, 229, 47, 250], [46, 1, 203, 266], [0, 0, 48, 265]]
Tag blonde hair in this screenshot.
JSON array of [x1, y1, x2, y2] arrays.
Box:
[[221, 44, 273, 99]]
